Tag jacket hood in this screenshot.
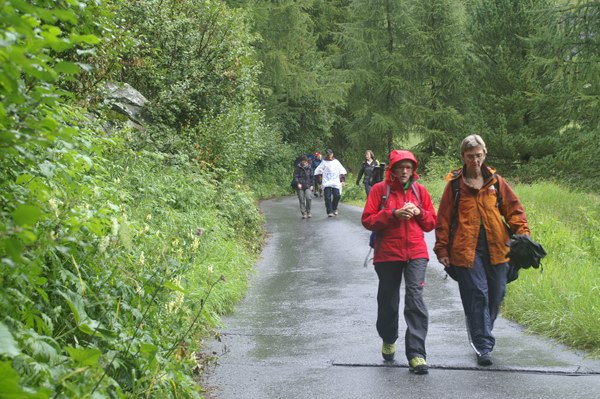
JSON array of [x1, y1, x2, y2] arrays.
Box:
[[385, 150, 419, 184]]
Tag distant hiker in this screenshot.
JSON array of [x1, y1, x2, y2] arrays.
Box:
[[313, 149, 347, 217], [434, 134, 530, 367], [292, 155, 314, 219], [312, 151, 323, 197], [361, 150, 437, 375], [356, 150, 380, 196]]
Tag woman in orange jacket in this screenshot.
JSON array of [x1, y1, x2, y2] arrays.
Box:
[[434, 134, 530, 367]]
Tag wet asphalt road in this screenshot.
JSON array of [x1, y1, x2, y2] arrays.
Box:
[[204, 195, 600, 399]]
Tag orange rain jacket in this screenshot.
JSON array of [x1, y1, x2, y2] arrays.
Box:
[[434, 166, 530, 268]]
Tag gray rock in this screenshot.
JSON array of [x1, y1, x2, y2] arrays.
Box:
[[104, 82, 148, 126]]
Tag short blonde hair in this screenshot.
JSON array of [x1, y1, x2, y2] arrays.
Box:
[[365, 150, 374, 159], [461, 134, 487, 155]]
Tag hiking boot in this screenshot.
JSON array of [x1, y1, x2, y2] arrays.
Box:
[[301, 213, 307, 219], [477, 353, 492, 366], [307, 213, 312, 218], [333, 210, 338, 215], [409, 356, 429, 374], [381, 342, 395, 361], [328, 213, 334, 217]]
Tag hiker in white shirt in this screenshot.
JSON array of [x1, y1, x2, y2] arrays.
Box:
[[313, 149, 347, 217]]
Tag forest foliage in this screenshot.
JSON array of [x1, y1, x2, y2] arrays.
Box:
[[1, 0, 599, 397]]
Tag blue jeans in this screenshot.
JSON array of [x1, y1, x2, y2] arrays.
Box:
[[374, 259, 429, 360], [323, 187, 340, 214], [452, 226, 509, 355]]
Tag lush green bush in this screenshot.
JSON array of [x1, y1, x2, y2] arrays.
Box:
[[0, 1, 272, 397], [1, 126, 265, 397]]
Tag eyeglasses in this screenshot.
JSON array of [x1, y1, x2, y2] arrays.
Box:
[[465, 153, 485, 161]]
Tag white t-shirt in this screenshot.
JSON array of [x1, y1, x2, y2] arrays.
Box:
[[314, 159, 347, 191]]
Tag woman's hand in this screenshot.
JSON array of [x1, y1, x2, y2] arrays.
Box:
[[439, 257, 450, 267], [395, 202, 420, 220], [404, 202, 421, 216]]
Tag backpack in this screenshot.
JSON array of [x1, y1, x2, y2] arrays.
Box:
[[366, 160, 381, 186]]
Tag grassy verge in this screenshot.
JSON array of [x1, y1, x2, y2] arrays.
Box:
[[0, 134, 266, 397], [501, 182, 600, 356], [343, 170, 600, 357]]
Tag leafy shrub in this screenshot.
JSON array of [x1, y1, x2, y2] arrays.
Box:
[[0, 1, 269, 397]]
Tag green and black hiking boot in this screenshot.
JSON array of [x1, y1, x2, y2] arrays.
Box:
[[409, 356, 429, 374], [381, 342, 395, 361]]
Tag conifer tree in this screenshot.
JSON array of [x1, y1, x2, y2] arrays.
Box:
[[242, 0, 346, 149], [338, 0, 414, 157], [464, 0, 559, 165], [403, 0, 467, 157], [524, 0, 600, 185]]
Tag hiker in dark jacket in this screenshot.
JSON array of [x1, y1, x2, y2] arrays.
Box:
[[356, 150, 379, 196], [434, 134, 530, 367], [361, 150, 437, 375], [293, 155, 314, 219]]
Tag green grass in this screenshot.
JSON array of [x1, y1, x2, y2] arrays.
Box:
[[345, 170, 600, 357], [502, 182, 600, 356]]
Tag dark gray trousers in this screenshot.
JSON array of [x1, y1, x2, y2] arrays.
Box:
[[296, 188, 312, 214], [374, 259, 429, 360]]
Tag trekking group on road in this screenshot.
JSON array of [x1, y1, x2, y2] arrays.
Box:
[[292, 134, 537, 375], [292, 148, 348, 218]]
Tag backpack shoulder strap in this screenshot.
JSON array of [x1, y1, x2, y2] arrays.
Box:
[[380, 183, 391, 210], [410, 183, 422, 208], [451, 177, 461, 218], [371, 183, 391, 254], [449, 177, 461, 243], [493, 174, 502, 208]]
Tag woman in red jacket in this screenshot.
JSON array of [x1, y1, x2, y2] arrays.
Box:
[[362, 150, 437, 375]]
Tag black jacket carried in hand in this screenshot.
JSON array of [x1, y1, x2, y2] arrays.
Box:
[[506, 234, 547, 283]]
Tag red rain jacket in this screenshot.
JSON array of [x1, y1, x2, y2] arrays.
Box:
[[361, 150, 437, 263]]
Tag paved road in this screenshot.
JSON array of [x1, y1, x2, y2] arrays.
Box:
[[204, 195, 600, 399]]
